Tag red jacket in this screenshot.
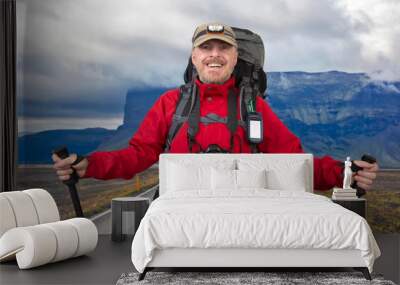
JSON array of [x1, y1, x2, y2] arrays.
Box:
[[85, 77, 343, 190]]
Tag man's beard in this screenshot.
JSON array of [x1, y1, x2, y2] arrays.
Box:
[[199, 73, 231, 84], [198, 66, 235, 84]]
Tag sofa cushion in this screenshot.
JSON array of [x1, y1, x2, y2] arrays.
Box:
[[42, 221, 79, 262], [0, 191, 39, 228], [23, 189, 60, 224], [0, 196, 17, 237]]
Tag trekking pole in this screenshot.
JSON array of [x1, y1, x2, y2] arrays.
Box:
[[52, 146, 84, 217], [351, 154, 377, 197]]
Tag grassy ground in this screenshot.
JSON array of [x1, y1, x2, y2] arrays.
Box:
[[315, 169, 400, 233]]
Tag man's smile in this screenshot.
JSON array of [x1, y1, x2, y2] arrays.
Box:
[[207, 63, 223, 68], [204, 59, 226, 71]]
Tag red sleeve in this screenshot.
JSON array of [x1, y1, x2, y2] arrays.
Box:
[[256, 98, 343, 191], [313, 156, 344, 191], [84, 89, 179, 180]]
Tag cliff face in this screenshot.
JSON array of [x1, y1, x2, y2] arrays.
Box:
[[268, 71, 399, 124], [267, 71, 400, 166], [95, 88, 166, 151]]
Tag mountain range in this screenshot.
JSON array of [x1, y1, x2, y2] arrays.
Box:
[[18, 71, 400, 167]]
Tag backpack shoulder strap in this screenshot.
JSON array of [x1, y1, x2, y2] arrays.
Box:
[[187, 83, 200, 152], [164, 83, 194, 152], [227, 88, 238, 152]]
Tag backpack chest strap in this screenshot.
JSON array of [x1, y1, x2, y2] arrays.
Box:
[[172, 113, 246, 127]]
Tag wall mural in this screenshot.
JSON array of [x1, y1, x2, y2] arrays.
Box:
[[16, 0, 400, 232]]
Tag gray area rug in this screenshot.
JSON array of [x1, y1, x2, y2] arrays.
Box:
[[116, 271, 396, 285]]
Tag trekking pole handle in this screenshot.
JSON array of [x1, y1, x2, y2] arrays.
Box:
[[52, 146, 84, 217], [351, 154, 377, 197]]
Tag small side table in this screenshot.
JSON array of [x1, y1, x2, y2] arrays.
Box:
[[332, 198, 366, 218], [111, 197, 150, 242]]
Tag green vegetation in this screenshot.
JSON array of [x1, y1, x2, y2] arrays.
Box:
[[366, 191, 400, 233], [315, 170, 400, 233]]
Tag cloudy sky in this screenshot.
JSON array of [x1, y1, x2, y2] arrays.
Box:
[[16, 0, 400, 133]]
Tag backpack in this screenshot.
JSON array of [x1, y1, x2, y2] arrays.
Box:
[[164, 27, 267, 153]]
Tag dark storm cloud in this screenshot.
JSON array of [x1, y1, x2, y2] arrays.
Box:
[[16, 0, 400, 132]]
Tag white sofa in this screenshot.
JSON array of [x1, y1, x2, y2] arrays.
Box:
[[0, 188, 98, 269]]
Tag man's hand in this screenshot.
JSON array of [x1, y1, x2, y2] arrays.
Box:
[[352, 160, 379, 191], [52, 153, 88, 181]]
